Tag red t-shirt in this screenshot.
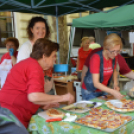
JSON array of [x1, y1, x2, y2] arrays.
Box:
[[82, 53, 117, 91], [84, 47, 103, 67], [78, 47, 92, 70], [0, 51, 18, 64], [0, 58, 44, 128], [117, 54, 131, 75], [84, 48, 131, 75]]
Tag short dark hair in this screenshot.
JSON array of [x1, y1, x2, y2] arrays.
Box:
[[4, 37, 19, 49], [30, 38, 59, 60], [27, 17, 50, 39]]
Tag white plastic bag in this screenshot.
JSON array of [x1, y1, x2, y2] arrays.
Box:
[[124, 80, 134, 91]]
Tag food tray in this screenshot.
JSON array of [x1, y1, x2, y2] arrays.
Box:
[[105, 100, 134, 113], [74, 115, 134, 133], [62, 101, 102, 114]]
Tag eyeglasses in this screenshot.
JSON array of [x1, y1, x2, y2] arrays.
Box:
[[6, 44, 15, 47], [108, 49, 120, 54]]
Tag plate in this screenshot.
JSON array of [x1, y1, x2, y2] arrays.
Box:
[[62, 101, 102, 114], [105, 99, 134, 113], [38, 109, 64, 120]]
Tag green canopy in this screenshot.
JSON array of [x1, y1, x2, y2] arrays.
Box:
[[0, 0, 134, 16], [72, 4, 134, 31], [1, 0, 134, 63]]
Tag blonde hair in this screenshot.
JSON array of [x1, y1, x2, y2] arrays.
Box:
[[103, 33, 122, 49], [89, 36, 95, 43], [81, 37, 89, 47]]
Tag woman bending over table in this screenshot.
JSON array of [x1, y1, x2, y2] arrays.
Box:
[[81, 33, 124, 100], [0, 38, 74, 134]]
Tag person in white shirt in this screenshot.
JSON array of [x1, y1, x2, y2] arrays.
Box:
[[17, 17, 50, 63]]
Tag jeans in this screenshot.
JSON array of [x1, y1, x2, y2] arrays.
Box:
[[0, 106, 29, 134], [81, 88, 108, 100]]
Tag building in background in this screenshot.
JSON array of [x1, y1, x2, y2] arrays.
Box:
[[0, 11, 89, 63]]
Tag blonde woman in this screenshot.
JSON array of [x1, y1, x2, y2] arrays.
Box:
[[81, 33, 124, 100], [76, 37, 91, 71]]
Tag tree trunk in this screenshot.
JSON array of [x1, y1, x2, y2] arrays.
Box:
[[47, 16, 69, 64]]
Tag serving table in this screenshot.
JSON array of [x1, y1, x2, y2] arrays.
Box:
[[28, 91, 134, 134]]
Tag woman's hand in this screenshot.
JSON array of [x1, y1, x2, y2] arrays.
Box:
[[112, 90, 124, 100], [63, 93, 74, 104], [114, 85, 120, 91]]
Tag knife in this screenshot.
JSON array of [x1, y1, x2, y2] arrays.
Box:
[[46, 118, 62, 122]]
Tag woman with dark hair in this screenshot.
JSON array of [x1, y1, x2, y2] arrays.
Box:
[[0, 38, 74, 134], [0, 37, 19, 88], [17, 16, 50, 62], [17, 16, 54, 95]]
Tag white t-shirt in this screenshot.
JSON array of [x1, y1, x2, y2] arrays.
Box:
[[17, 40, 33, 63]]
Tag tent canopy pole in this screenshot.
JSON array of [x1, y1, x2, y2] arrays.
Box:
[[56, 5, 60, 64]]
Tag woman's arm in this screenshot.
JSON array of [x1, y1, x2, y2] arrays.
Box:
[[124, 71, 134, 79], [76, 57, 80, 71], [28, 92, 74, 105], [92, 73, 123, 99], [113, 69, 120, 91], [11, 56, 17, 65], [81, 65, 88, 86]]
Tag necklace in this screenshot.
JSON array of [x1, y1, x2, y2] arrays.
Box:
[[103, 51, 110, 72], [106, 60, 109, 72]]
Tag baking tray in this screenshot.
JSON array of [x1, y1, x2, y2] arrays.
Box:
[[62, 101, 102, 114], [74, 115, 134, 133], [105, 100, 134, 113]]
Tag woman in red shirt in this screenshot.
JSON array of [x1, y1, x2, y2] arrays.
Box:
[[0, 37, 19, 88], [0, 38, 74, 134], [76, 37, 92, 71], [81, 33, 124, 100]]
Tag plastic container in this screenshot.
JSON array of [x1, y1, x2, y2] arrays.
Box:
[[54, 64, 68, 72]]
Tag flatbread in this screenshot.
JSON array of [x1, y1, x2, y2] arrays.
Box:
[[75, 108, 132, 130], [46, 109, 64, 118]]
